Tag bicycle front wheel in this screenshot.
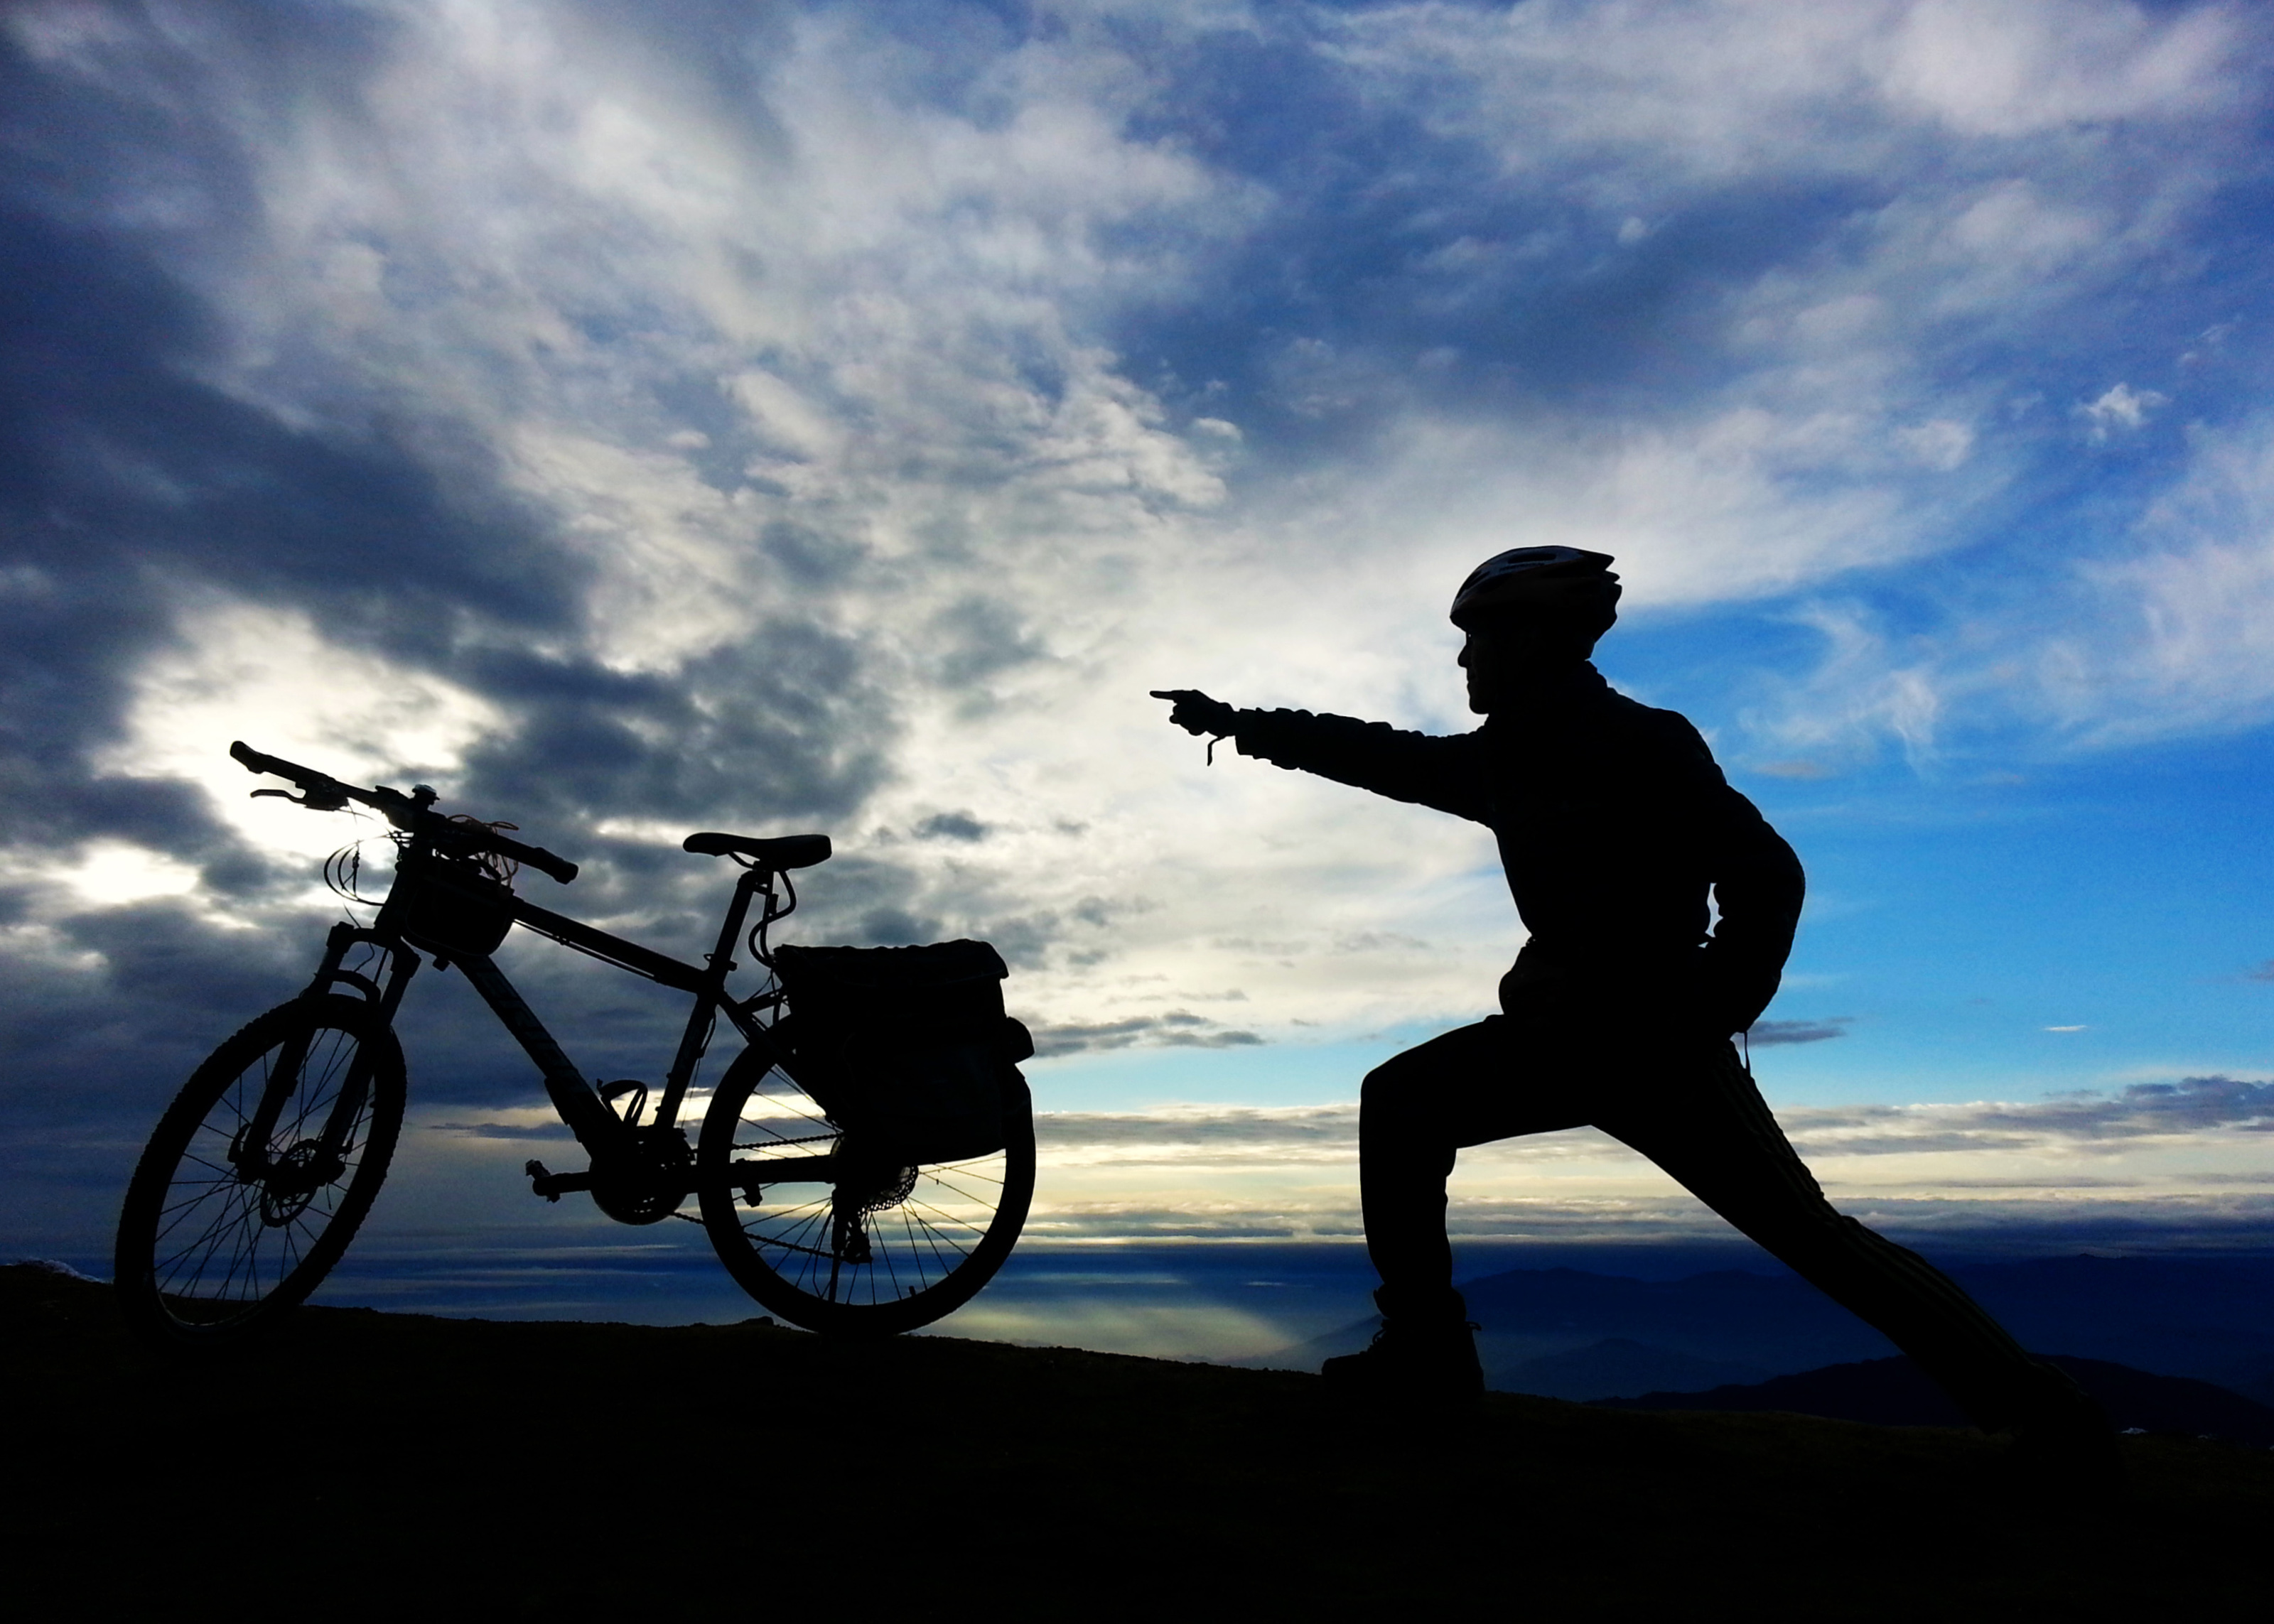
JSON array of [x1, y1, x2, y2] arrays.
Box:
[[696, 1042, 1035, 1336], [114, 994, 406, 1346]]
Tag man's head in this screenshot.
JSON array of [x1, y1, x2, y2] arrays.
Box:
[[1450, 546, 1620, 713]]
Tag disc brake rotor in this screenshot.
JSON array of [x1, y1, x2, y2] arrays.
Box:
[[257, 1141, 328, 1226]]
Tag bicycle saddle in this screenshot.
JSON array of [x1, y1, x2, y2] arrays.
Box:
[[681, 831, 833, 869]]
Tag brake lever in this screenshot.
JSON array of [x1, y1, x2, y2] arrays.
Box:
[[251, 787, 350, 811]]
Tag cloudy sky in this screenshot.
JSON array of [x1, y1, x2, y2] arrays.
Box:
[[7, 0, 2274, 1350]]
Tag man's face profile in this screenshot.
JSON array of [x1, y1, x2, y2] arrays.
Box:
[[1457, 627, 1539, 713]]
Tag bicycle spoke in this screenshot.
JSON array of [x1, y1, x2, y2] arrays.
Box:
[[915, 1166, 1002, 1208], [158, 1184, 257, 1284], [900, 1193, 988, 1246], [898, 1207, 941, 1292]]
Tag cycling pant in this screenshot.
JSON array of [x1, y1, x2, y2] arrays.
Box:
[[1360, 1013, 2067, 1430]]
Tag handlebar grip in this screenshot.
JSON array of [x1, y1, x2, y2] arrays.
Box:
[[487, 830, 578, 885], [231, 740, 315, 783]]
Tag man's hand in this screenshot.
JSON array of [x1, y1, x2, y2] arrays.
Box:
[[1151, 689, 1238, 737]]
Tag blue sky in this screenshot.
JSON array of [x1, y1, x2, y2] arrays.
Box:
[[5, 0, 2273, 1350]]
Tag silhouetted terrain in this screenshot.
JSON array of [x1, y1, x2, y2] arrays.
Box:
[[1250, 1256, 2274, 1403], [5, 1262, 2270, 1617], [1597, 1355, 2274, 1447]]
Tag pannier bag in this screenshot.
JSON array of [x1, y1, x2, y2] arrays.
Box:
[[389, 850, 516, 958], [771, 940, 1035, 1164]]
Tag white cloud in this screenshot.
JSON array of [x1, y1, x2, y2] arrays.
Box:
[[1323, 0, 2243, 178], [97, 597, 507, 866], [1883, 0, 2243, 136], [38, 842, 201, 908], [2079, 381, 2169, 441], [2038, 414, 2274, 745]]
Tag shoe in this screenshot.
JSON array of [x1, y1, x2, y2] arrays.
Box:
[[1321, 1290, 1484, 1404]]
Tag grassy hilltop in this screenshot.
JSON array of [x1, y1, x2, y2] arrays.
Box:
[[6, 1263, 2268, 1618]]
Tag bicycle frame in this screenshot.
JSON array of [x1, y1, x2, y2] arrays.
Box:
[[280, 853, 815, 1216]]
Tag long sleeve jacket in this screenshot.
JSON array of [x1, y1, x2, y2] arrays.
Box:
[[1229, 664, 1804, 1034]]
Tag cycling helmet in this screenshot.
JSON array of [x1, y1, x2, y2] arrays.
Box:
[[1448, 545, 1621, 638]]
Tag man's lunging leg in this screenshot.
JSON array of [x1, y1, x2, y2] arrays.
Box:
[[1331, 1018, 1583, 1399], [1603, 1041, 2121, 1485]]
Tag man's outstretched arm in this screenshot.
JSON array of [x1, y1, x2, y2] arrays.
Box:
[[1152, 689, 1488, 823]]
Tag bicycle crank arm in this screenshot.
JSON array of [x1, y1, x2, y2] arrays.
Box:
[[522, 1160, 690, 1204], [524, 1154, 702, 1226]]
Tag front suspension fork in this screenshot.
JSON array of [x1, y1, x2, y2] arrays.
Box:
[[232, 924, 413, 1182]]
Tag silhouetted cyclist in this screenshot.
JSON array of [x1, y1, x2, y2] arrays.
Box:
[[1154, 546, 2118, 1483]]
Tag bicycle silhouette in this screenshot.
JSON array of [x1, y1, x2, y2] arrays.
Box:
[[114, 742, 1036, 1344]]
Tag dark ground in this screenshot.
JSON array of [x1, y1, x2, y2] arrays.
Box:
[[6, 1265, 2269, 1619], [1602, 1353, 2274, 1446]]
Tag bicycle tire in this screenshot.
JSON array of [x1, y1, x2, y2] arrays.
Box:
[[114, 994, 406, 1346], [696, 1041, 1035, 1336]]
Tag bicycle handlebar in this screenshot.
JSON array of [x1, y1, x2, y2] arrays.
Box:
[[477, 826, 579, 885], [230, 739, 337, 793], [230, 740, 579, 884]]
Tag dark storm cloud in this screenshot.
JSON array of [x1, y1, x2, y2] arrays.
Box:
[[1784, 1075, 2274, 1157], [0, 204, 578, 869], [0, 895, 359, 1216], [1034, 1076, 2274, 1158], [929, 595, 1048, 693], [1037, 1103, 1355, 1150], [912, 811, 989, 842], [1096, 14, 1900, 453], [426, 1120, 577, 1142], [456, 624, 893, 833], [1029, 1010, 1264, 1058], [1749, 1017, 1853, 1046]]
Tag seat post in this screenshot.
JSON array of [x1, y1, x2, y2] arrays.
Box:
[[707, 863, 770, 976], [656, 863, 770, 1127]]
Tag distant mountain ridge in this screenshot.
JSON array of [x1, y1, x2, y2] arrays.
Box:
[[1235, 1254, 2274, 1405]]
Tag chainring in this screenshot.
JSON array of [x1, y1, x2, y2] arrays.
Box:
[[591, 1125, 694, 1226]]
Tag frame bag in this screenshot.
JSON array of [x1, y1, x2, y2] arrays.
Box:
[[389, 850, 516, 958]]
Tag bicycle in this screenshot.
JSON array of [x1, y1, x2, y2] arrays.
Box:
[[113, 742, 1038, 1345]]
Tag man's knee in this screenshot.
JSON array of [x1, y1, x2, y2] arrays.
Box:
[[1359, 1056, 1428, 1133], [1360, 1059, 1457, 1177]]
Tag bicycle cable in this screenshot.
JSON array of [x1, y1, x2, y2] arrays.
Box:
[[747, 867, 797, 968], [321, 806, 392, 924]]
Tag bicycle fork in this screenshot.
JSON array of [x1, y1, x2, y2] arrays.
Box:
[[230, 924, 416, 1201]]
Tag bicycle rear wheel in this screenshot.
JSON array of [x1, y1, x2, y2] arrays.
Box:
[[114, 995, 405, 1346], [696, 1041, 1035, 1336]]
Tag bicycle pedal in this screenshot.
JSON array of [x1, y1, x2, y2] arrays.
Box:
[[523, 1159, 594, 1202]]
